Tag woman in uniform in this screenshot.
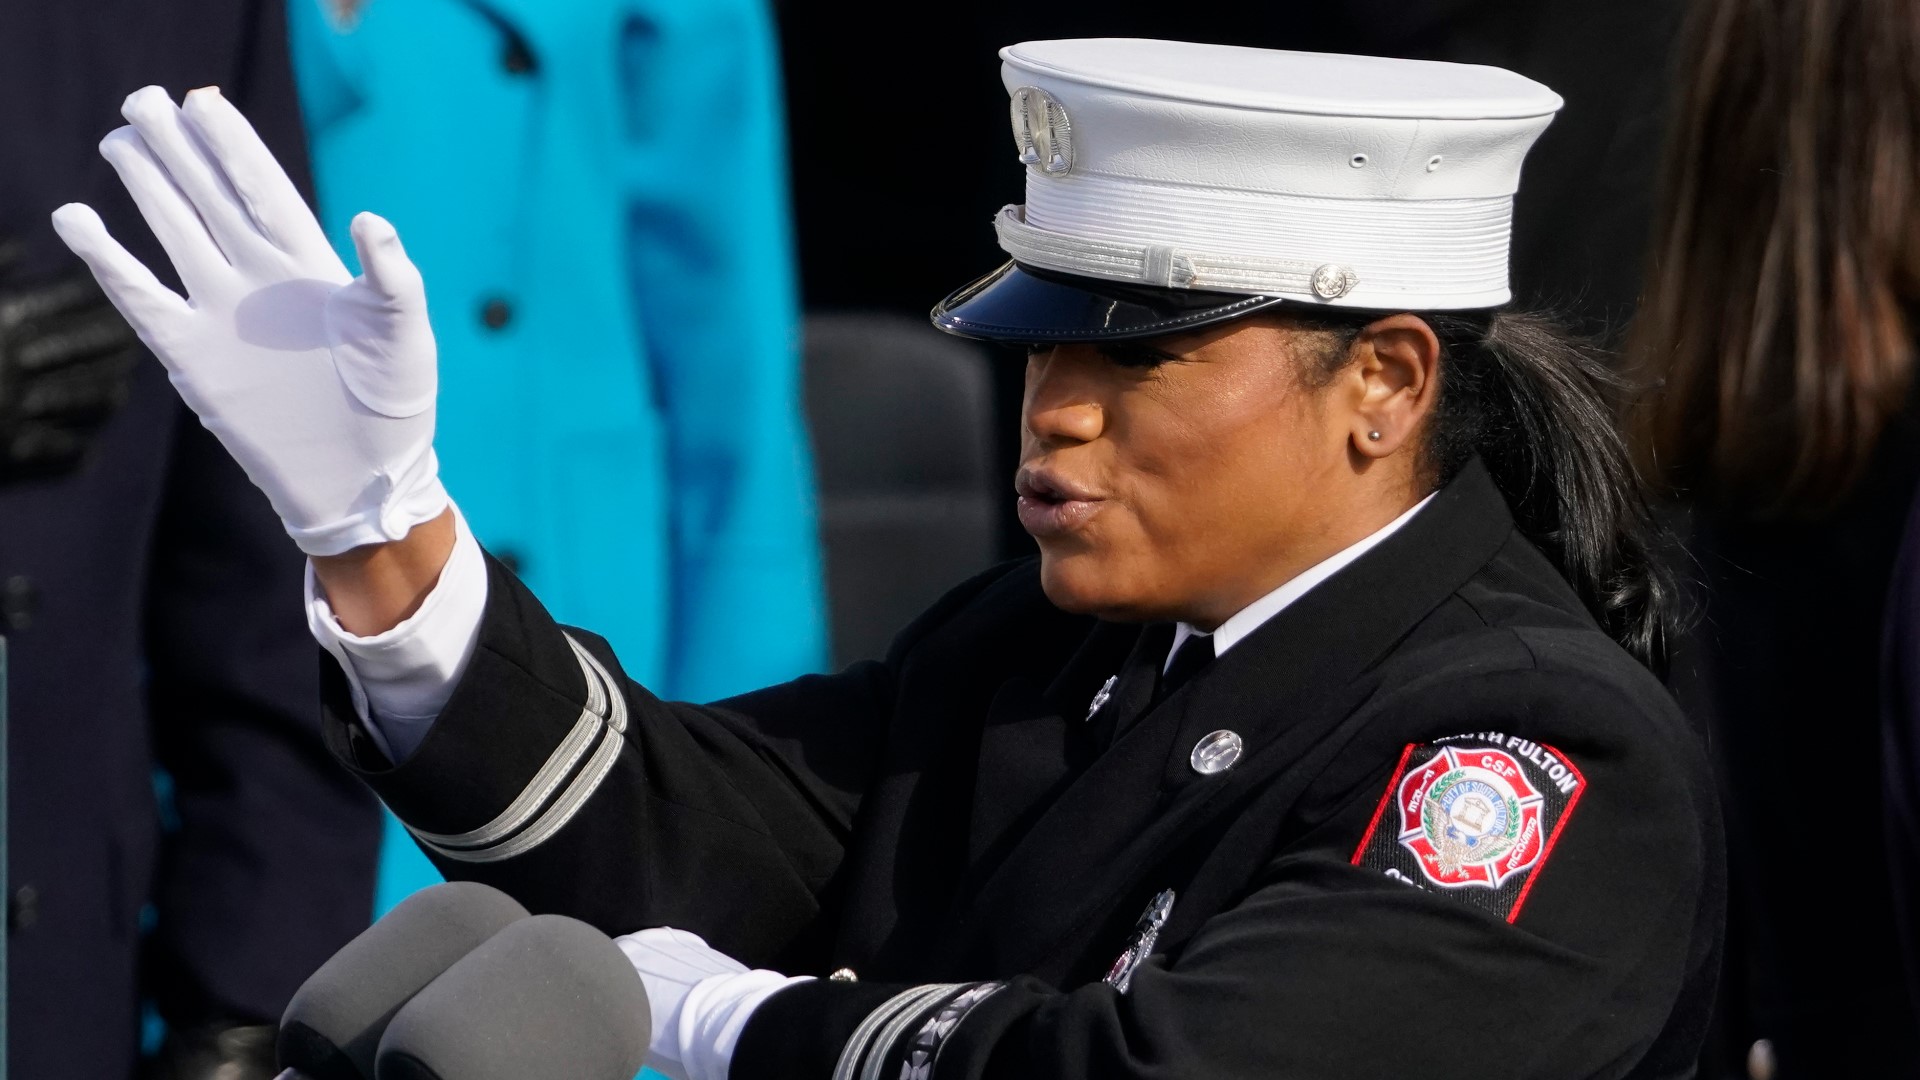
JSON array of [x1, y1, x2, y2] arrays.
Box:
[[52, 38, 1720, 1080]]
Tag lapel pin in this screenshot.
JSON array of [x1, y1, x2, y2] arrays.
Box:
[[1085, 675, 1117, 721], [1189, 730, 1244, 775]]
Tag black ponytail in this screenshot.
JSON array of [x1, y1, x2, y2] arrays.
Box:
[[1300, 308, 1687, 674], [1426, 311, 1686, 674]]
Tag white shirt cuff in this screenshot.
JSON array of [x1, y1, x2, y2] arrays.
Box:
[[306, 505, 489, 764]]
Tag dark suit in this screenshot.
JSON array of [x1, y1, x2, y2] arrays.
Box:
[[1667, 410, 1920, 1079], [1884, 483, 1920, 1037], [0, 2, 381, 1075], [327, 459, 1723, 1079]]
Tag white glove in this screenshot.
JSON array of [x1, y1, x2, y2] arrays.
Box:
[[615, 927, 813, 1080], [51, 85, 445, 556]]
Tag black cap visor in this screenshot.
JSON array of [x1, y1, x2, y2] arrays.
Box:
[[930, 261, 1290, 345]]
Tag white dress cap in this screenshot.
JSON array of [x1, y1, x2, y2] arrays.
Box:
[[994, 39, 1563, 311]]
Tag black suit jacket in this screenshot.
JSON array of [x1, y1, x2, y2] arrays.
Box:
[[0, 3, 381, 1074], [327, 459, 1722, 1079], [1884, 483, 1920, 1037]]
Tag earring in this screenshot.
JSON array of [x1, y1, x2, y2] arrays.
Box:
[[1367, 430, 1382, 442]]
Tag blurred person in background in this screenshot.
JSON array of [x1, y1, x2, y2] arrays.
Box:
[[1629, 0, 1920, 1073], [1882, 420, 1920, 1047], [1884, 465, 1920, 1052], [287, 0, 826, 913], [0, 2, 383, 1077]]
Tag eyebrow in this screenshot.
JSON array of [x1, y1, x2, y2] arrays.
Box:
[[1096, 341, 1183, 364]]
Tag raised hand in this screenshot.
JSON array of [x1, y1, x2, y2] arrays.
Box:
[[51, 85, 445, 556]]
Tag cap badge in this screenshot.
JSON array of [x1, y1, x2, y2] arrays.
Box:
[[1010, 87, 1074, 176], [1311, 264, 1359, 301]]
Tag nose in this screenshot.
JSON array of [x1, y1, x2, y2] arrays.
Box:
[[1023, 345, 1106, 446]]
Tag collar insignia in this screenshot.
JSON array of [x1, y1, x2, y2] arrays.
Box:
[[1085, 675, 1117, 721]]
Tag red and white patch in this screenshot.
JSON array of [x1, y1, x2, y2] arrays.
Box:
[[1351, 734, 1585, 922]]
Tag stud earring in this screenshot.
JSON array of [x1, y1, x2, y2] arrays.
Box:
[[1367, 430, 1382, 442]]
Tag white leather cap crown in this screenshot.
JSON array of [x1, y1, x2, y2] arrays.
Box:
[[995, 39, 1563, 310]]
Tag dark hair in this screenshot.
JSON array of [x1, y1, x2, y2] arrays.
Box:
[[1300, 308, 1685, 674], [1628, 0, 1920, 516]]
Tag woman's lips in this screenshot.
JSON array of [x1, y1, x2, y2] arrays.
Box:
[[1016, 495, 1103, 537], [1014, 468, 1104, 538]]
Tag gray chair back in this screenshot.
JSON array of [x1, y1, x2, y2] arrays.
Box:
[[804, 313, 1000, 667]]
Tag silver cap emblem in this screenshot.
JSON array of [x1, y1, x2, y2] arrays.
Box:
[[1085, 675, 1117, 721], [1310, 264, 1359, 300], [1190, 730, 1244, 775], [1010, 86, 1074, 176]]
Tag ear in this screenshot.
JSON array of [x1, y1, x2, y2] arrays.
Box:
[[1345, 313, 1441, 459]]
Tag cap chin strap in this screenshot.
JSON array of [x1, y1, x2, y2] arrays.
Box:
[[994, 204, 1335, 298]]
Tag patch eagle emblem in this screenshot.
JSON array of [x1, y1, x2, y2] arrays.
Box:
[[1351, 735, 1585, 922]]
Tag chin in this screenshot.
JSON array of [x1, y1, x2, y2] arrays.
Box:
[[1037, 547, 1153, 622]]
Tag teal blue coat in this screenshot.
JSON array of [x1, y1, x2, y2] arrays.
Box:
[[290, 0, 825, 707]]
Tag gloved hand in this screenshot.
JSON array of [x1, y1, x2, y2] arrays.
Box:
[[50, 85, 445, 556], [0, 240, 141, 483], [615, 927, 811, 1080]]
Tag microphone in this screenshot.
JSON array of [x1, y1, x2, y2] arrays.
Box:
[[276, 881, 531, 1080], [375, 914, 652, 1080]]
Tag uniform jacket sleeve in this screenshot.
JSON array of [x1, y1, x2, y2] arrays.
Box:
[[617, 0, 827, 702], [322, 552, 1013, 969], [732, 656, 1719, 1080]]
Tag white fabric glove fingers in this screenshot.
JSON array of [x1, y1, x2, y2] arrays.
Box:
[[120, 86, 265, 268], [348, 211, 426, 303], [613, 928, 795, 1080], [652, 928, 751, 977], [616, 928, 743, 986], [72, 86, 446, 558], [181, 86, 336, 263], [49, 202, 191, 341], [97, 127, 228, 298], [615, 934, 688, 985], [679, 971, 802, 1080], [328, 211, 437, 418]]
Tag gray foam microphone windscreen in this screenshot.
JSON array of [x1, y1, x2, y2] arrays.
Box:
[[374, 914, 651, 1080], [278, 881, 531, 1080]]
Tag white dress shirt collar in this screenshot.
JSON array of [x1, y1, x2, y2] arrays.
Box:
[[1165, 493, 1436, 672]]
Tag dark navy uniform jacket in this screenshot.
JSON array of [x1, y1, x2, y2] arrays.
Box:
[[0, 3, 380, 1075], [328, 459, 1723, 1079]]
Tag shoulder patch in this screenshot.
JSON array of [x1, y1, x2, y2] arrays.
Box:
[[1349, 734, 1585, 922]]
